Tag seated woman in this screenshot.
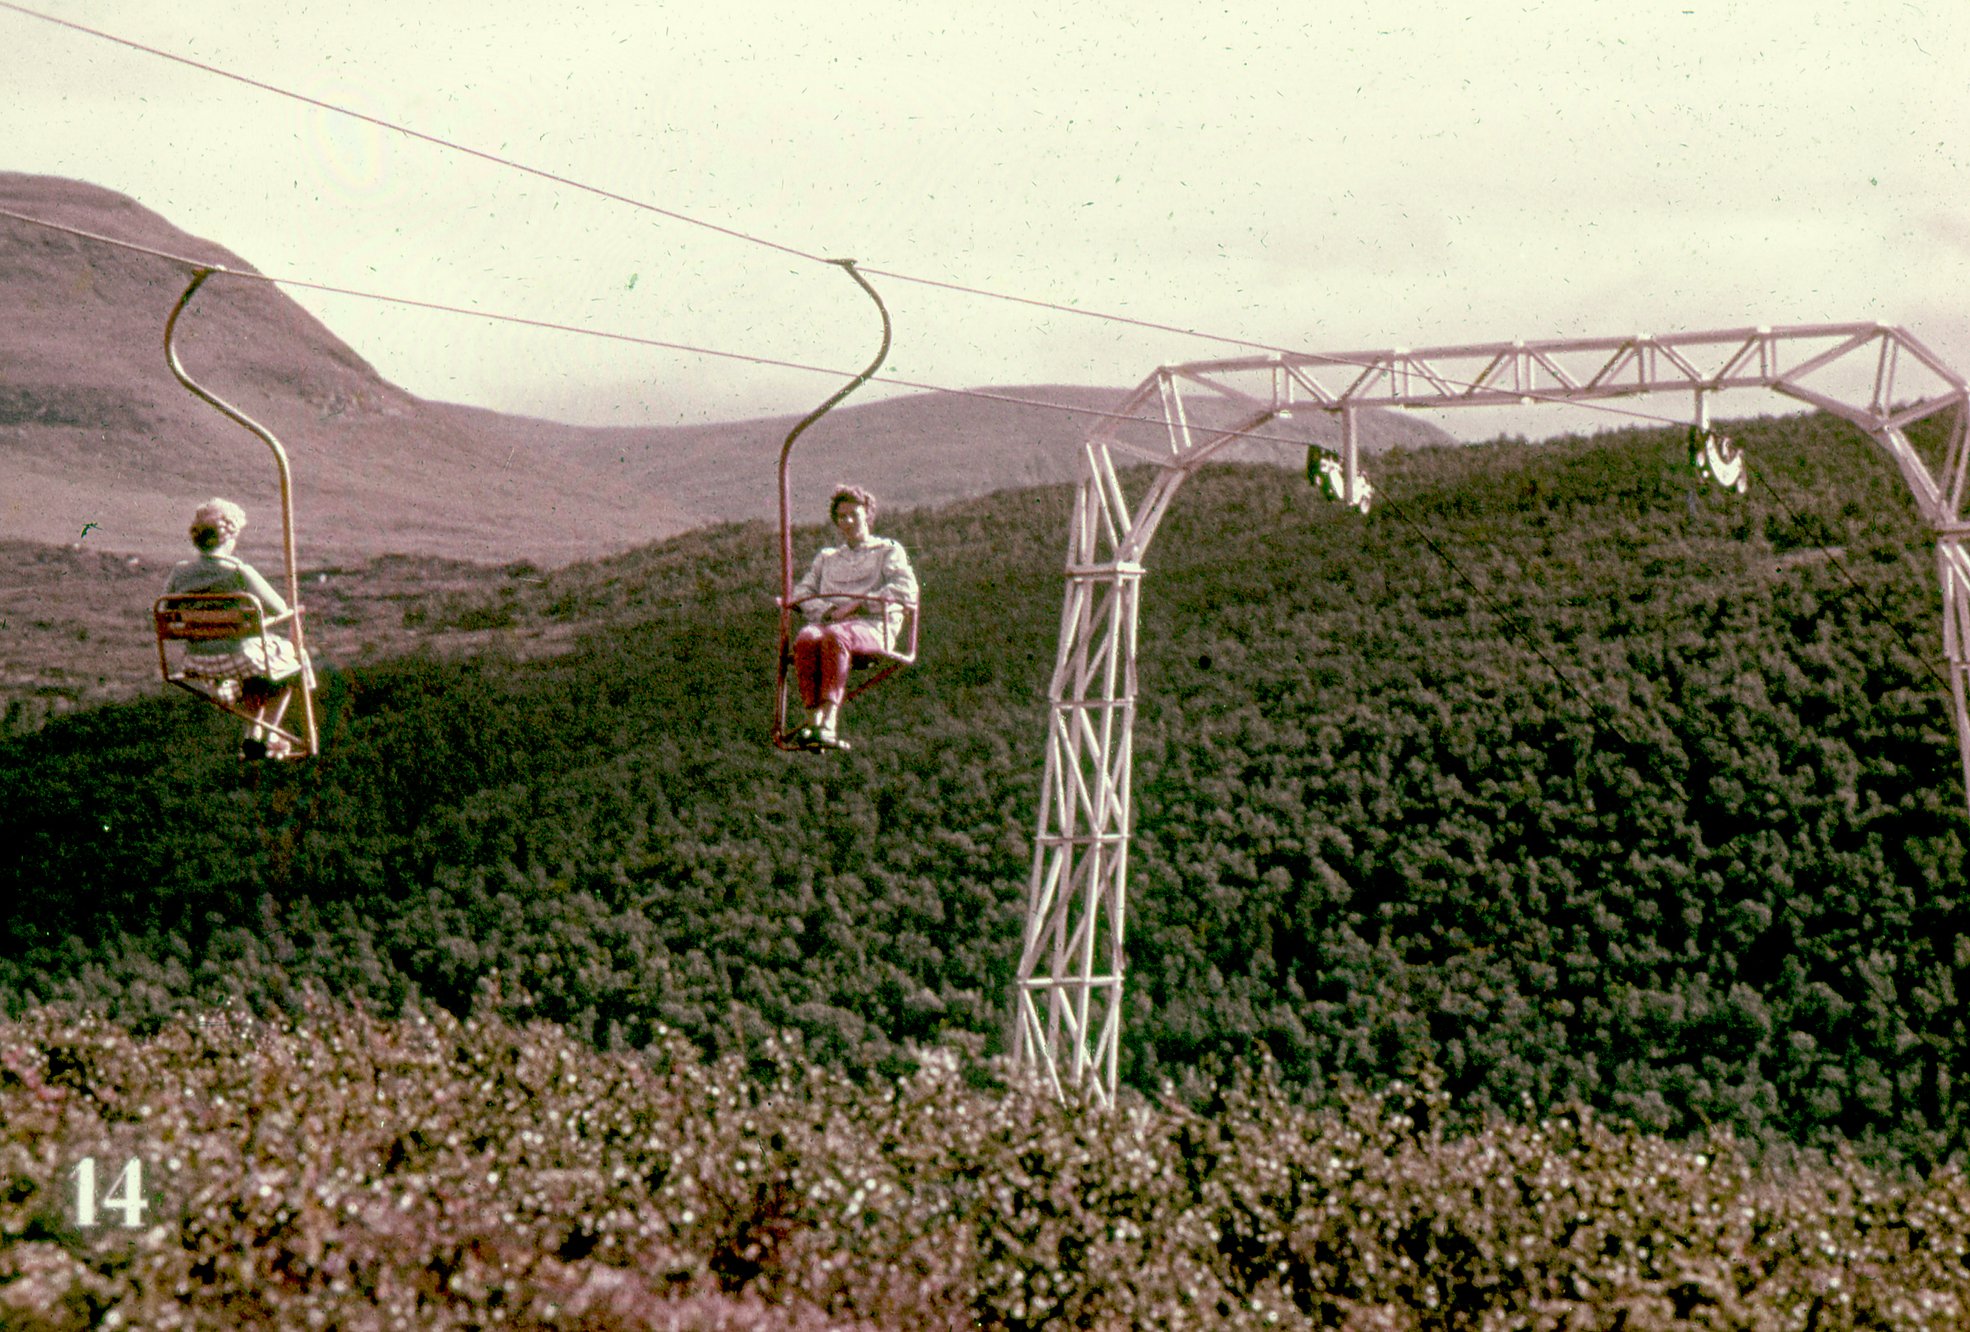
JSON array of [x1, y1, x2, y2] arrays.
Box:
[[787, 484, 918, 750], [162, 497, 308, 759]]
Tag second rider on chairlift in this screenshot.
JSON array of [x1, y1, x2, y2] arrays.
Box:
[[162, 497, 310, 759], [787, 484, 918, 751]]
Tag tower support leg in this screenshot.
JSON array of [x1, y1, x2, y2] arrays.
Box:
[[1938, 537, 1970, 798], [1014, 446, 1146, 1103]]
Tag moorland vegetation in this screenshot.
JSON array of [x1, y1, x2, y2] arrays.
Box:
[[4, 412, 1970, 1325], [8, 1001, 1970, 1329], [3, 412, 1965, 1156]]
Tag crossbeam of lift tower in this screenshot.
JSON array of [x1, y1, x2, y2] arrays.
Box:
[[1013, 322, 1970, 1104]]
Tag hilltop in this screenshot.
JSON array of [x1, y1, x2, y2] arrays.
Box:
[[0, 174, 689, 566], [0, 172, 1448, 569]]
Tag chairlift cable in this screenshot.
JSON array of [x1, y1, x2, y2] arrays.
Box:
[[7, 201, 1947, 708], [0, 0, 1820, 438], [11, 204, 1946, 719], [19, 1, 1932, 483], [1740, 465, 1953, 695], [4, 211, 1942, 782], [0, 204, 1707, 454], [9, 208, 1945, 721], [6, 5, 1952, 835], [0, 1, 823, 266], [0, 1, 1290, 352], [0, 205, 1299, 439]]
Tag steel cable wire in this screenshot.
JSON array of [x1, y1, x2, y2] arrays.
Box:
[[0, 0, 1728, 439], [1, 7, 1951, 738]]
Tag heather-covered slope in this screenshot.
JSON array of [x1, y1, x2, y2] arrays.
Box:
[[9, 1003, 1969, 1330], [2, 411, 1965, 1165]]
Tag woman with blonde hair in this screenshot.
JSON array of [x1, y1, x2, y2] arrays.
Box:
[[161, 497, 308, 759]]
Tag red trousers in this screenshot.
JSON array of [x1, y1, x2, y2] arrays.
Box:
[[793, 620, 888, 708]]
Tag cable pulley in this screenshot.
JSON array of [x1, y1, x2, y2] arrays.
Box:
[[1307, 448, 1375, 513], [1690, 425, 1747, 494]]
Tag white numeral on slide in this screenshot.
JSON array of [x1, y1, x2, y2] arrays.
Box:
[[73, 1156, 147, 1228]]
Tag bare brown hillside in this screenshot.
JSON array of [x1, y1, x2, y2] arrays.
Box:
[[534, 380, 1454, 532], [0, 173, 701, 567], [1, 173, 1452, 569]]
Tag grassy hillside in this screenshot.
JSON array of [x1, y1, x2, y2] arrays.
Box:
[[2, 410, 1965, 1165]]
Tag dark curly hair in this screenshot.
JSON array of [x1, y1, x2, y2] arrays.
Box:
[[829, 485, 877, 522]]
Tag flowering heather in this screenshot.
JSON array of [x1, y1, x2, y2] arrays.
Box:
[[4, 1001, 1968, 1330]]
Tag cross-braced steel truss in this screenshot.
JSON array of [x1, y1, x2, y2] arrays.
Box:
[[1014, 322, 1969, 1104]]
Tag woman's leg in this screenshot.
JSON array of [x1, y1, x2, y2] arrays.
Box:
[[239, 677, 275, 741], [815, 622, 887, 737], [813, 626, 855, 709], [792, 625, 829, 710], [233, 678, 283, 757]]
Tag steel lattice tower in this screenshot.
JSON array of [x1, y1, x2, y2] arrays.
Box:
[[1013, 323, 1969, 1103]]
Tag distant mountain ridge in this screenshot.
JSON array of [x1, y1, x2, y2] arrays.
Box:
[[0, 173, 1450, 566], [0, 173, 697, 567]]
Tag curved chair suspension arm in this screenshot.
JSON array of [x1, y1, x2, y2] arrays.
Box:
[[165, 266, 318, 756], [165, 268, 305, 617], [777, 260, 893, 612]]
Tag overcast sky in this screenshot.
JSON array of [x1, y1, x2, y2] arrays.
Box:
[[5, 0, 1966, 435]]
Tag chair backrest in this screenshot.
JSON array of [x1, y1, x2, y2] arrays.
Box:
[[154, 592, 267, 643], [866, 595, 920, 665], [892, 597, 920, 664]]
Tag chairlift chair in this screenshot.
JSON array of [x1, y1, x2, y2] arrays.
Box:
[[1690, 425, 1748, 494], [154, 267, 321, 759], [770, 260, 914, 751], [154, 591, 315, 758], [773, 588, 920, 746]]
